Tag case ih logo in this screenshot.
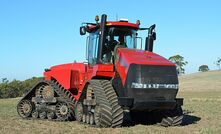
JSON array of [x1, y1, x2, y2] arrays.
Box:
[[131, 82, 178, 89]]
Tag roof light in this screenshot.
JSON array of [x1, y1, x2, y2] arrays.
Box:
[[95, 15, 99, 22], [136, 20, 140, 25]]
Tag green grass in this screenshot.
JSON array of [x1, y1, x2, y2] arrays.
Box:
[[1, 71, 221, 134]]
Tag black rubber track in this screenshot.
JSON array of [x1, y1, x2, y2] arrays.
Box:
[[160, 106, 183, 127], [89, 80, 113, 127], [100, 80, 123, 127], [51, 80, 76, 121], [89, 80, 123, 127]]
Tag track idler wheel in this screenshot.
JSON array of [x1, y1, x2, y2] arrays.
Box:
[[17, 100, 33, 118]]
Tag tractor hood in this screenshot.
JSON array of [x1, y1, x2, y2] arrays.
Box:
[[117, 48, 175, 67], [116, 48, 177, 85]]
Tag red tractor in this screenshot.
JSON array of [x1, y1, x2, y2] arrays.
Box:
[[17, 14, 183, 127]]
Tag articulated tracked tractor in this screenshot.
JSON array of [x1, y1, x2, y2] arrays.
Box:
[[17, 14, 183, 127]]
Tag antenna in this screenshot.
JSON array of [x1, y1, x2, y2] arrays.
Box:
[[116, 13, 118, 21]]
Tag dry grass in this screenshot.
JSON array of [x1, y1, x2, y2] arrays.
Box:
[[1, 71, 221, 134], [179, 70, 221, 92]]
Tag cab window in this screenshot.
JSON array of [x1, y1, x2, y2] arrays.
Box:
[[88, 30, 99, 64]]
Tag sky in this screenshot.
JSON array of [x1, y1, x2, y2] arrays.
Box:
[[0, 0, 221, 80]]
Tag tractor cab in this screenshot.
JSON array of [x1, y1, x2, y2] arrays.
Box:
[[80, 15, 156, 65]]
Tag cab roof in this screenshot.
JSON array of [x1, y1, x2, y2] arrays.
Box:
[[106, 21, 139, 29], [87, 21, 139, 32]]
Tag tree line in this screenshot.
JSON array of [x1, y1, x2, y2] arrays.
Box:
[[0, 77, 43, 99], [169, 55, 221, 74]]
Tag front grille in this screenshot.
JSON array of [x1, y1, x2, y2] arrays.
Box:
[[125, 64, 178, 101], [126, 64, 178, 88]]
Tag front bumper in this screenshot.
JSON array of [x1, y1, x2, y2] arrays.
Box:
[[118, 97, 183, 111]]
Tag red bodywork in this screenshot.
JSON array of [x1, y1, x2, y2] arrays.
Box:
[[44, 48, 175, 101], [44, 63, 114, 100]]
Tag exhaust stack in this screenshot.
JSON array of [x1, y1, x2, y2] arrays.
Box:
[[97, 14, 107, 63], [145, 24, 156, 52]]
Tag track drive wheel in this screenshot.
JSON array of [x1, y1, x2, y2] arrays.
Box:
[[17, 100, 33, 118], [42, 85, 54, 100], [35, 86, 42, 97]]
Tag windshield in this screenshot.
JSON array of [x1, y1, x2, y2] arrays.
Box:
[[107, 27, 137, 49], [86, 27, 139, 64]]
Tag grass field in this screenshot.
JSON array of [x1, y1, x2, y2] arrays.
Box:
[[1, 71, 221, 134]]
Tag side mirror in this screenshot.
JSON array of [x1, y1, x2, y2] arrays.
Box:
[[80, 26, 86, 35]]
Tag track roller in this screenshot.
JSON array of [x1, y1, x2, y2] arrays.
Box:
[[31, 110, 39, 118], [75, 102, 83, 122], [47, 111, 55, 119], [55, 102, 72, 121], [39, 111, 47, 119]]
